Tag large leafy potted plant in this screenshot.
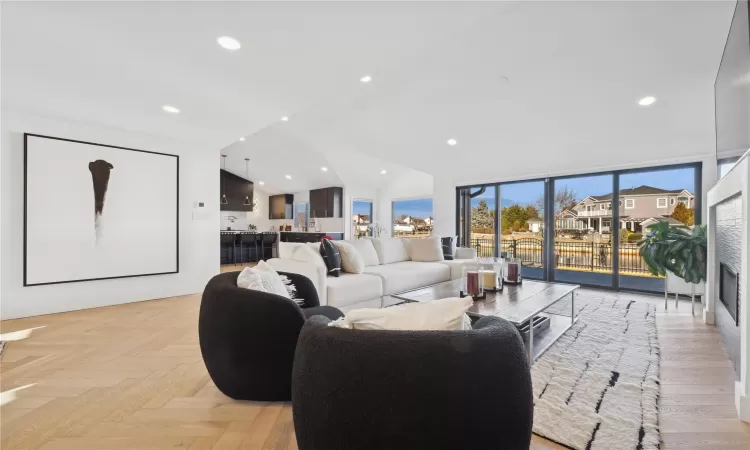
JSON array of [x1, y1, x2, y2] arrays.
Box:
[[638, 221, 707, 284]]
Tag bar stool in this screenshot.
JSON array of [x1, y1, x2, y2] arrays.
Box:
[[253, 233, 264, 262], [220, 232, 238, 265], [260, 232, 278, 260], [239, 233, 259, 263]]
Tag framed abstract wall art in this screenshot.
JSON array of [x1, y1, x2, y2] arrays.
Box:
[[24, 133, 179, 286]]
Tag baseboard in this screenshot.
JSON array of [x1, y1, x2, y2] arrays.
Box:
[[736, 383, 750, 423]]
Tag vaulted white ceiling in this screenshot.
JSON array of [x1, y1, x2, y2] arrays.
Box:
[[2, 1, 736, 193]]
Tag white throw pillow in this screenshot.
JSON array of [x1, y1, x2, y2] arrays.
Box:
[[236, 261, 290, 298], [406, 237, 445, 262], [347, 239, 381, 266], [333, 241, 365, 274], [329, 297, 473, 331], [368, 237, 409, 265]]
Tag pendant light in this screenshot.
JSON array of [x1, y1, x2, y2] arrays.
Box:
[[220, 155, 228, 205], [243, 158, 252, 207]]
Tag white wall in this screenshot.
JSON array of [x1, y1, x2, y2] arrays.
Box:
[[1, 111, 219, 319], [377, 171, 434, 237]]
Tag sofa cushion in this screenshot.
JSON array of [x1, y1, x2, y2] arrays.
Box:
[[280, 242, 326, 270], [326, 273, 383, 308], [441, 237, 454, 260], [438, 259, 472, 281], [368, 238, 409, 265], [407, 237, 445, 262], [363, 261, 451, 295], [346, 239, 380, 267], [334, 240, 365, 274]]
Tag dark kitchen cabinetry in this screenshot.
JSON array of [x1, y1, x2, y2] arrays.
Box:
[[220, 170, 254, 212], [269, 194, 294, 219], [309, 187, 342, 218]]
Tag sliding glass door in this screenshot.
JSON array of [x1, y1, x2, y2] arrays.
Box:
[[499, 181, 545, 280], [551, 174, 614, 288], [456, 162, 701, 293], [617, 166, 699, 292]]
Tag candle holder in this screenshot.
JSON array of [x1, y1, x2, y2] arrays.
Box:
[[503, 257, 522, 285], [476, 257, 504, 292], [460, 263, 486, 300]]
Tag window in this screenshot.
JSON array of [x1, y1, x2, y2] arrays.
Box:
[[602, 219, 611, 227], [352, 200, 374, 238], [678, 196, 690, 207], [670, 198, 676, 205], [600, 204, 606, 210], [718, 156, 741, 180], [392, 198, 433, 237], [619, 200, 623, 207], [657, 198, 667, 208], [295, 203, 309, 229], [607, 202, 612, 210], [625, 199, 635, 209]]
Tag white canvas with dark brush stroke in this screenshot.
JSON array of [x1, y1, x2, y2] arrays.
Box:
[[25, 135, 178, 284]]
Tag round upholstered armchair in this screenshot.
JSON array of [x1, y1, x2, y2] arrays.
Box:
[[199, 271, 343, 401], [292, 315, 533, 450]]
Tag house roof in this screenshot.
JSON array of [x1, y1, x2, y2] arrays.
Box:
[[590, 185, 690, 201], [641, 216, 685, 226]]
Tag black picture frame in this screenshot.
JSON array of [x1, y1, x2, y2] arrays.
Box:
[[23, 133, 180, 287]]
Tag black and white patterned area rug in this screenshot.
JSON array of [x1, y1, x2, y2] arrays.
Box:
[[532, 293, 660, 450]]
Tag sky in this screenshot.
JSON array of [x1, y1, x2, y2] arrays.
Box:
[[393, 198, 434, 219], [468, 167, 696, 212], [352, 200, 373, 216], [385, 167, 697, 220]]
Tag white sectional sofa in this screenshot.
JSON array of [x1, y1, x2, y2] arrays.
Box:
[[268, 237, 476, 312]]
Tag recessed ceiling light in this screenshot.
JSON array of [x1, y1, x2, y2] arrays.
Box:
[[280, 116, 289, 122], [285, 175, 292, 180], [638, 96, 656, 106], [162, 105, 180, 114], [258, 181, 265, 185], [239, 137, 245, 141], [321, 167, 328, 172], [360, 75, 372, 83], [217, 36, 241, 51], [447, 139, 458, 146], [380, 169, 387, 175]]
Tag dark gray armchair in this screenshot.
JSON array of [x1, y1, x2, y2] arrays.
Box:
[[291, 315, 533, 450], [199, 271, 343, 402]]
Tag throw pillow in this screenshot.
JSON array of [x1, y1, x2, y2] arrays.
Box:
[[236, 261, 291, 298], [407, 237, 445, 262], [368, 237, 409, 265], [319, 238, 342, 277], [441, 236, 454, 260], [333, 241, 365, 274], [328, 297, 473, 331], [347, 239, 381, 266]]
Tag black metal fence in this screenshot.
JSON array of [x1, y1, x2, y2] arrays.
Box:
[[469, 238, 652, 275]]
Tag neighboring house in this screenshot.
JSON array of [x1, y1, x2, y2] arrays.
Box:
[[527, 218, 544, 233], [570, 185, 694, 233], [353, 214, 371, 235]]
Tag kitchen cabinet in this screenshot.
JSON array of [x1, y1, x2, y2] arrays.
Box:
[[220, 170, 254, 212], [309, 187, 343, 218], [269, 194, 294, 219]]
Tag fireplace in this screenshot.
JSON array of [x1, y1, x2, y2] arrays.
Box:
[[720, 263, 739, 326]]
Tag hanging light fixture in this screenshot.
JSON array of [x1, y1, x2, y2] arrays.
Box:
[[243, 158, 253, 207], [220, 155, 229, 205]]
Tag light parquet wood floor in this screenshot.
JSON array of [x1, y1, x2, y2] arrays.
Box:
[[1, 286, 748, 449]]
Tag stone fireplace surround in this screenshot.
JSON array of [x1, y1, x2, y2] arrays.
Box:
[[707, 150, 750, 422]]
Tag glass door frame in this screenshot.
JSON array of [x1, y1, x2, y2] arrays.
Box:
[[456, 161, 703, 291]]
